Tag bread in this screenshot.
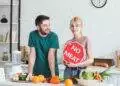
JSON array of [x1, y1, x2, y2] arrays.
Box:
[[94, 62, 109, 68]]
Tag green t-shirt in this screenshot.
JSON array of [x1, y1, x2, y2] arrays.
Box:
[[28, 30, 59, 77]]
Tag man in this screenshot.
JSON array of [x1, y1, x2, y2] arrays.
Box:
[[28, 15, 59, 78]]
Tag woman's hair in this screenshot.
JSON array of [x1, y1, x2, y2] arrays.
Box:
[[70, 16, 83, 27], [70, 16, 83, 36]]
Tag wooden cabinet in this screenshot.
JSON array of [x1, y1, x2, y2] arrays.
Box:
[[106, 73, 120, 86], [93, 58, 114, 67]]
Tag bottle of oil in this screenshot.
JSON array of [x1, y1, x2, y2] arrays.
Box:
[[116, 50, 120, 68]]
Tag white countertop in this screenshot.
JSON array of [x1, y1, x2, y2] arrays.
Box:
[[0, 80, 113, 86], [0, 80, 64, 86], [0, 63, 118, 86], [86, 66, 120, 74]]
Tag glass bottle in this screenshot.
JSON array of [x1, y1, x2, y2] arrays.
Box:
[[12, 51, 21, 65]]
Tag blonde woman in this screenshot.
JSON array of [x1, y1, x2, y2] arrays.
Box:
[[63, 16, 94, 79]]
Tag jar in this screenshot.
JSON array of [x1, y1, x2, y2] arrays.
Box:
[[2, 48, 10, 61], [12, 51, 21, 65], [2, 51, 10, 61], [4, 63, 22, 80]]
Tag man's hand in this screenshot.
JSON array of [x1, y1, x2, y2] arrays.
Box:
[[26, 73, 33, 81]]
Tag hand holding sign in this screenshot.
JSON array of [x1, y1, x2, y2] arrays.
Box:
[[63, 40, 85, 65]]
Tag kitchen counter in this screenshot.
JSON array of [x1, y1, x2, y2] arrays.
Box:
[[86, 66, 120, 74], [0, 63, 118, 86], [0, 80, 113, 86], [0, 81, 64, 86], [86, 66, 120, 86]]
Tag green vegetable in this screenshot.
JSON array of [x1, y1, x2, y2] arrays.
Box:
[[100, 71, 110, 79], [81, 71, 94, 80], [59, 74, 64, 82], [19, 73, 27, 81], [101, 71, 110, 76]]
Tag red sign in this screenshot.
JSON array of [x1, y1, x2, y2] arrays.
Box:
[[63, 40, 85, 64]]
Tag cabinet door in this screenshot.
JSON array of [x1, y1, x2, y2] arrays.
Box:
[[0, 0, 11, 60], [0, 0, 20, 61], [108, 74, 118, 86], [117, 75, 120, 86]]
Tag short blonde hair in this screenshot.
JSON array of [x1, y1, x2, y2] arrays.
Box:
[[70, 16, 83, 27]]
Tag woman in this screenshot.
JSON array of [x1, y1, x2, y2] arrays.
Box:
[[63, 16, 94, 79]]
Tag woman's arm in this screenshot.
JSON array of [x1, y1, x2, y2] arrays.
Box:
[[77, 50, 94, 67], [67, 37, 94, 67], [67, 50, 94, 67]]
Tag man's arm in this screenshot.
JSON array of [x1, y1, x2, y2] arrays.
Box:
[[28, 47, 36, 76], [48, 48, 56, 76]]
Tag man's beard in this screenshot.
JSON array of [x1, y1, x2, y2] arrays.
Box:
[[39, 29, 49, 35]]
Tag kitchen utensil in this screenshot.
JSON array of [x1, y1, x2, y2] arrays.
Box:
[[101, 65, 116, 74], [0, 15, 8, 23]]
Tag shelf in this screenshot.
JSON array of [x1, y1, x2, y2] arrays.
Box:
[[0, 23, 18, 24], [0, 0, 21, 58], [0, 23, 18, 26], [0, 4, 18, 6], [0, 60, 10, 63], [0, 42, 18, 44]]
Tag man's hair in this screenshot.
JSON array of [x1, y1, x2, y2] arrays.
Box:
[[35, 15, 50, 26]]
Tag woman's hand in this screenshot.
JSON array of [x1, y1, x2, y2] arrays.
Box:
[[63, 60, 70, 66], [67, 63, 78, 67]]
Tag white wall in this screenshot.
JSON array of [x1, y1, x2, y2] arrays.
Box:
[[21, 0, 120, 57]]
